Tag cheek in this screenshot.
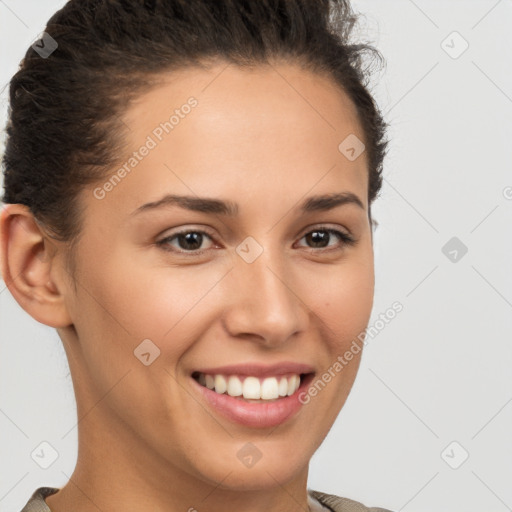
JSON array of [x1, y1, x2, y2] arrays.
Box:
[[80, 253, 229, 362], [304, 256, 375, 344]]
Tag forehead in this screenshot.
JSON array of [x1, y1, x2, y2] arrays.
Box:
[[84, 61, 369, 225], [124, 60, 364, 148]]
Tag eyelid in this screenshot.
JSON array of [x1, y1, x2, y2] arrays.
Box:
[[160, 225, 216, 238], [297, 223, 353, 240]]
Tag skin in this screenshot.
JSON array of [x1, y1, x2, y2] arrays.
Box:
[[0, 60, 374, 512]]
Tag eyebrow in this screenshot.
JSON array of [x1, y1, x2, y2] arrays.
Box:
[[130, 191, 365, 217]]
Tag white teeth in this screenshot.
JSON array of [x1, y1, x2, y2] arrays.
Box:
[[214, 374, 227, 394], [196, 372, 302, 400], [242, 376, 260, 399], [287, 374, 300, 396], [227, 375, 243, 396], [278, 376, 289, 397], [205, 374, 215, 390], [261, 377, 279, 400]]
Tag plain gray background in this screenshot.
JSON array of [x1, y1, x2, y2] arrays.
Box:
[[1, 1, 511, 511]]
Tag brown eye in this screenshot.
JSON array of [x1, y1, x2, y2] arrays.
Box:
[[156, 229, 216, 254], [297, 227, 355, 251]]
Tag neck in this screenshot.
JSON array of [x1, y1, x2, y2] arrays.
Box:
[[46, 401, 312, 512]]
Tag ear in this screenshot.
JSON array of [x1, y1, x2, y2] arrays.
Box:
[[0, 203, 73, 328]]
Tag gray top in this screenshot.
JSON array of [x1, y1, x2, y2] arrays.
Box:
[[20, 486, 394, 512]]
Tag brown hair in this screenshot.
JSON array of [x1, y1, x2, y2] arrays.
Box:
[[1, 0, 388, 255]]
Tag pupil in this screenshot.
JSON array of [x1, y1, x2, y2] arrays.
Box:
[[308, 231, 328, 248], [180, 232, 202, 250]]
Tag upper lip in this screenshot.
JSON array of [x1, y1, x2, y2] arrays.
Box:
[[193, 362, 315, 378]]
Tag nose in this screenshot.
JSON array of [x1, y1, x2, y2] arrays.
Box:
[[222, 248, 309, 347]]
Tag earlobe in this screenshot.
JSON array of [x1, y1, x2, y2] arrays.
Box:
[[0, 203, 73, 328]]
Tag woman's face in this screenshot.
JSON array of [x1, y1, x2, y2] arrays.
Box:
[[58, 61, 374, 490]]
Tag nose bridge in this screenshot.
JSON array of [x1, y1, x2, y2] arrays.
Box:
[[224, 241, 307, 344]]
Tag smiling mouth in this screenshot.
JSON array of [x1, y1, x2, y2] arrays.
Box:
[[191, 371, 312, 402]]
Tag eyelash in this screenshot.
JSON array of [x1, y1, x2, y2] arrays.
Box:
[[155, 226, 356, 256]]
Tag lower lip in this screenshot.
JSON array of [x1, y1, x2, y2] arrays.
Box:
[[191, 374, 314, 429]]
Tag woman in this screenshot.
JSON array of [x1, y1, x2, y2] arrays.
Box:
[[0, 0, 391, 511]]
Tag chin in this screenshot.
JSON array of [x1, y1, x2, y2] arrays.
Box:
[[196, 449, 308, 491]]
